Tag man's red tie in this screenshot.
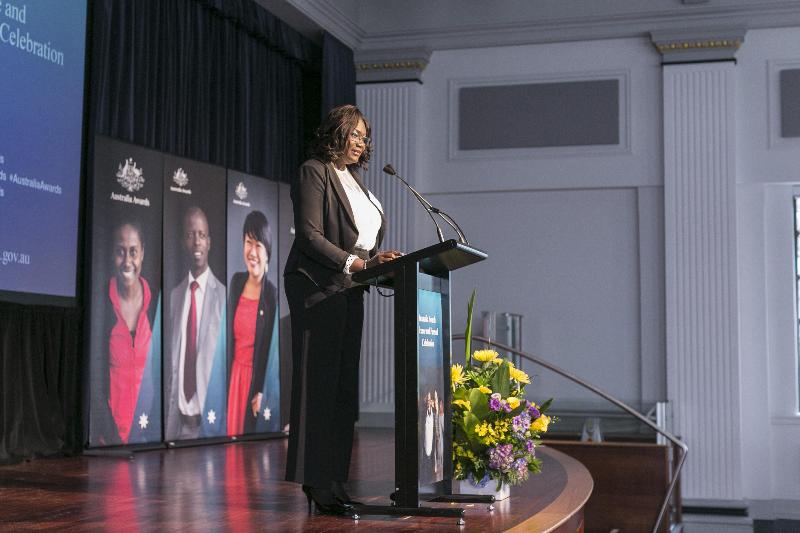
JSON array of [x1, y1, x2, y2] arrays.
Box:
[[184, 280, 199, 401]]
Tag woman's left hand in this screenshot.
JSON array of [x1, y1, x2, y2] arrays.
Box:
[[367, 250, 403, 268], [251, 392, 263, 417]]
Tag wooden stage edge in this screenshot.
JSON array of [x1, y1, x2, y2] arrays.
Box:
[[0, 428, 592, 532]]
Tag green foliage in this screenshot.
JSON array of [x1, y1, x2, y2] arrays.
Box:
[[467, 388, 489, 419], [464, 289, 476, 366], [452, 289, 554, 491], [490, 362, 511, 398], [539, 398, 554, 413]]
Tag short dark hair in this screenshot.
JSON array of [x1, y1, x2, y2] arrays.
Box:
[[113, 220, 144, 249], [308, 104, 372, 169], [183, 206, 209, 235], [242, 210, 272, 259]]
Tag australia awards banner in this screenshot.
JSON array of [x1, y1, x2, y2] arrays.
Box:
[[88, 136, 163, 447], [418, 288, 445, 486], [162, 156, 228, 441], [87, 137, 287, 448], [226, 171, 281, 436]]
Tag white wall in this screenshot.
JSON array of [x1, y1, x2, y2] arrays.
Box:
[[412, 37, 665, 410], [354, 26, 800, 517], [736, 27, 800, 513]]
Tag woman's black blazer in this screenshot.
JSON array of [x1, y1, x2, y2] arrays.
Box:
[[284, 158, 387, 299], [227, 271, 278, 432]]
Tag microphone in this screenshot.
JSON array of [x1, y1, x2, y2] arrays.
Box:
[[383, 164, 444, 243], [382, 164, 469, 245]]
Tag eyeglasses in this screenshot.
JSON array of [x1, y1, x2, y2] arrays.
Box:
[[349, 131, 371, 145]]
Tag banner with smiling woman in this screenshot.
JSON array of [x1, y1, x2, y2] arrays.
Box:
[[88, 136, 163, 447], [225, 170, 280, 436]]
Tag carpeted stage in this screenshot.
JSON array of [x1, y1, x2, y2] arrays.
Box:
[[0, 428, 590, 532]]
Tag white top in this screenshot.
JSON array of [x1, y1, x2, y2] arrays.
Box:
[[334, 165, 383, 253], [177, 267, 210, 416]]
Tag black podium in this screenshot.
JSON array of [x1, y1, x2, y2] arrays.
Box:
[[351, 239, 487, 523]]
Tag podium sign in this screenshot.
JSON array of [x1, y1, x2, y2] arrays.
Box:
[[354, 239, 486, 517]]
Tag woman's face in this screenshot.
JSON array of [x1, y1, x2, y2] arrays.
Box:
[[113, 224, 143, 289], [243, 235, 268, 281], [340, 118, 367, 166]]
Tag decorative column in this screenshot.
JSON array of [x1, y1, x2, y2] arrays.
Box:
[[355, 50, 428, 423], [656, 29, 745, 501]]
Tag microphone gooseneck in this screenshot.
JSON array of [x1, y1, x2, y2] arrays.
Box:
[[382, 164, 468, 245], [382, 164, 444, 243]]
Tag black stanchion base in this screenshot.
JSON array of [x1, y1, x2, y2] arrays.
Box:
[[428, 493, 497, 511], [428, 493, 495, 504], [83, 443, 166, 459], [349, 504, 465, 524]]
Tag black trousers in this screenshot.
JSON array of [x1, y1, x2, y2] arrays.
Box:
[[284, 273, 365, 487]]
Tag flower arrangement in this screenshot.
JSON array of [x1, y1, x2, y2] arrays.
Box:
[[451, 291, 553, 490]]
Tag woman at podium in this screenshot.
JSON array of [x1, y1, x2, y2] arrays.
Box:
[[284, 104, 401, 515]]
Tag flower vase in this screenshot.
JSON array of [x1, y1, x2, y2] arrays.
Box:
[[456, 479, 510, 500]]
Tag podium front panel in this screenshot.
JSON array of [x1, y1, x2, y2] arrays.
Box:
[[415, 272, 453, 497]]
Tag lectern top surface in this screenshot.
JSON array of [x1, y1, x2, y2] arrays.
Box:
[[352, 239, 487, 288]]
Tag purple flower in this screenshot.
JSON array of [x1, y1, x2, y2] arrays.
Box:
[[489, 397, 503, 411], [528, 404, 540, 419], [487, 443, 514, 472], [512, 412, 531, 439], [525, 439, 536, 455], [502, 402, 513, 413], [468, 471, 490, 488], [512, 458, 529, 479]]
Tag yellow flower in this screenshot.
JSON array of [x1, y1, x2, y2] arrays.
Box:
[[453, 399, 471, 411], [451, 364, 466, 389], [474, 420, 510, 445], [506, 396, 521, 410], [473, 349, 499, 363], [478, 386, 492, 394], [509, 367, 531, 384], [531, 414, 551, 433]]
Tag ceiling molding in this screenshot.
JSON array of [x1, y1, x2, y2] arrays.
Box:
[[354, 48, 432, 83], [354, 1, 800, 52], [651, 28, 746, 64], [284, 0, 363, 49], [281, 1, 800, 55]]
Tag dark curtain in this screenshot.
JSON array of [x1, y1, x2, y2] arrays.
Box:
[[321, 32, 356, 117], [0, 304, 82, 464], [91, 0, 321, 183]]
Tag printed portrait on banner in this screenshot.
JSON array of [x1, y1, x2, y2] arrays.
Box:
[[162, 156, 228, 442], [225, 170, 281, 436], [88, 136, 163, 447]]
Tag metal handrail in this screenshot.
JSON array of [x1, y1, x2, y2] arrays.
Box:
[[454, 334, 687, 533]]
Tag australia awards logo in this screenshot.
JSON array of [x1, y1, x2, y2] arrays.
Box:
[[170, 167, 192, 195], [235, 182, 248, 200], [233, 181, 251, 207], [111, 158, 150, 207], [116, 158, 144, 192], [173, 168, 188, 187]]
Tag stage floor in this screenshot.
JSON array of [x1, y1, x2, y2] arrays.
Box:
[[0, 428, 588, 532]]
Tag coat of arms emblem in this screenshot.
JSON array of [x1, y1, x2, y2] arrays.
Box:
[[235, 182, 248, 201], [173, 168, 189, 187], [116, 158, 144, 192]]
